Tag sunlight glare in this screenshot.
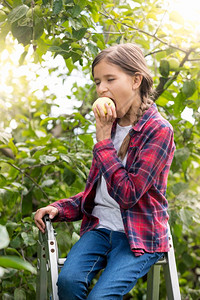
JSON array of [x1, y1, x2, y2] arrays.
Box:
[[169, 0, 200, 29]]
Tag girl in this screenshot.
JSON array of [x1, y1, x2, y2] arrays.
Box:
[[34, 43, 175, 300]]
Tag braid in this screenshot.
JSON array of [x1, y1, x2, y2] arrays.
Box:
[[117, 97, 153, 160]]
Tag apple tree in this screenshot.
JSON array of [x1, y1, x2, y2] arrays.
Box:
[[0, 0, 200, 298]]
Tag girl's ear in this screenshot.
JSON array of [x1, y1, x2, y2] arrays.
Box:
[[132, 74, 143, 89]]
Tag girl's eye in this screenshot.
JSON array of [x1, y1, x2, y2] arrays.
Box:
[[108, 78, 114, 82], [95, 81, 100, 86]]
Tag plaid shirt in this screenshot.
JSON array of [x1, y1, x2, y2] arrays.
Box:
[[50, 104, 175, 254]]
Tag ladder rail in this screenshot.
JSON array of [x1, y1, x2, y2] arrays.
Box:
[[146, 225, 181, 300], [163, 228, 181, 300], [36, 215, 59, 300], [36, 231, 48, 300]]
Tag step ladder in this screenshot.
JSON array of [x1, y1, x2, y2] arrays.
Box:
[[36, 215, 181, 300]]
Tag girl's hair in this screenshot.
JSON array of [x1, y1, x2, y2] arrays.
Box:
[[92, 43, 153, 99], [92, 43, 154, 160]]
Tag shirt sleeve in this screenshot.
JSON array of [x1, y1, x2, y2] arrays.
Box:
[[93, 125, 174, 210], [48, 192, 84, 222]]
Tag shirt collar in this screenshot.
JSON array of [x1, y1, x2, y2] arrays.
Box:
[[130, 103, 157, 134], [112, 103, 157, 137]]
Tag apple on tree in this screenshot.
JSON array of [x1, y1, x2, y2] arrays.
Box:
[[92, 97, 115, 116], [168, 57, 179, 71]]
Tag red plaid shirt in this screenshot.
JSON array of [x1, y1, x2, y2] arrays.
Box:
[[50, 104, 175, 254]]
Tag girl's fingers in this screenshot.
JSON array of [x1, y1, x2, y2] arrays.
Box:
[[96, 104, 105, 117], [34, 206, 58, 233], [35, 219, 45, 233], [105, 103, 116, 120]]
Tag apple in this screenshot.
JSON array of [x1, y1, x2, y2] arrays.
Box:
[[168, 57, 179, 71], [92, 97, 115, 116]]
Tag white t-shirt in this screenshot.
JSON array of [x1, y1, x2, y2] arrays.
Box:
[[92, 123, 132, 232]]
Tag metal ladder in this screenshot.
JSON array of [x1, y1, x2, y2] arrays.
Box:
[[36, 215, 181, 300]]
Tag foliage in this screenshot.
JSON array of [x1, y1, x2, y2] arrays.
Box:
[[0, 0, 200, 299]]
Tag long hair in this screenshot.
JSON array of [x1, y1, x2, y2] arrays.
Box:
[[92, 43, 154, 159]]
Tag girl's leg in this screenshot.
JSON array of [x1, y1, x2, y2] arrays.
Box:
[[87, 231, 164, 300], [57, 229, 111, 300]]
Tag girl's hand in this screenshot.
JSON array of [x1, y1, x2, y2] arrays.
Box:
[[34, 206, 58, 233], [93, 102, 117, 142]]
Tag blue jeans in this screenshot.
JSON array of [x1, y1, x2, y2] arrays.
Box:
[[57, 228, 164, 300]]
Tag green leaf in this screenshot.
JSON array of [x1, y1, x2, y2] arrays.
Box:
[[52, 0, 63, 15], [0, 256, 36, 274], [180, 208, 193, 227], [7, 138, 18, 156], [173, 223, 182, 238], [11, 22, 33, 46], [163, 77, 175, 90], [87, 42, 99, 57], [40, 116, 57, 126], [78, 134, 93, 149], [173, 92, 186, 115], [65, 57, 75, 73], [71, 51, 81, 63], [182, 80, 196, 98], [42, 0, 49, 5], [8, 5, 29, 23], [172, 182, 188, 195], [72, 27, 87, 40], [11, 182, 29, 195], [183, 128, 192, 140], [14, 288, 26, 300], [156, 95, 169, 106], [63, 166, 76, 185], [156, 89, 175, 106], [60, 154, 71, 163], [182, 253, 194, 268], [69, 5, 82, 18], [33, 16, 44, 40], [0, 225, 10, 250], [19, 50, 28, 65], [39, 155, 57, 164], [41, 179, 55, 187], [21, 232, 36, 246], [20, 158, 37, 166], [71, 231, 80, 244], [174, 147, 190, 164], [0, 130, 12, 144], [74, 0, 87, 9]]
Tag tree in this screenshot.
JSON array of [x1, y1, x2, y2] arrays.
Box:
[[0, 0, 200, 298]]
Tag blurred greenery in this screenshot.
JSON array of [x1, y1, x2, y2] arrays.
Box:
[[0, 0, 200, 299]]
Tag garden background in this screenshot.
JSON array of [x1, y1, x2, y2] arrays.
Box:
[[0, 0, 200, 299]]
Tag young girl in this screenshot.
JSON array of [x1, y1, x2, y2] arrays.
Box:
[[34, 43, 175, 300]]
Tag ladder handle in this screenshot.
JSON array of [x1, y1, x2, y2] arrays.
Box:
[[43, 214, 56, 241]]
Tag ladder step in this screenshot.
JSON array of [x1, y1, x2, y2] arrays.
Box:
[[155, 255, 167, 265], [58, 258, 66, 266]]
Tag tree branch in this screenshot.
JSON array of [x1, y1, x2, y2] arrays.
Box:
[[145, 48, 169, 57], [154, 48, 194, 101], [6, 162, 50, 200], [100, 11, 188, 53], [153, 9, 168, 36]]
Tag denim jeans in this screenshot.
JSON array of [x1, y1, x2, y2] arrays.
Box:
[[57, 228, 164, 300]]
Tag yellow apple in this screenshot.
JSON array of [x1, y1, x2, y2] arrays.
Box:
[[92, 97, 115, 116]]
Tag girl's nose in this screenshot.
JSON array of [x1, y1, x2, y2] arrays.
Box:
[[97, 82, 108, 95]]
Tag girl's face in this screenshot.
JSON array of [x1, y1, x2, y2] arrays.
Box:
[[93, 59, 142, 124]]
